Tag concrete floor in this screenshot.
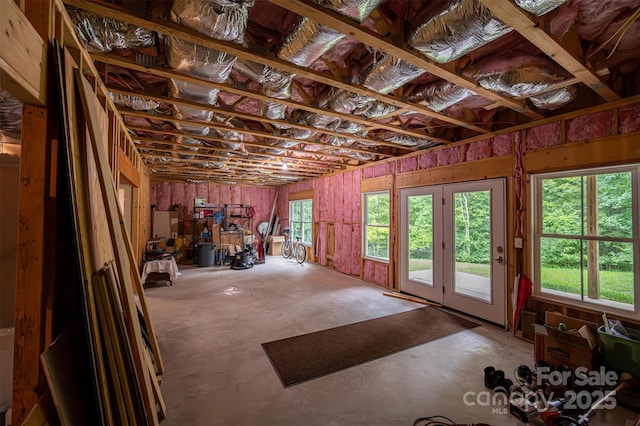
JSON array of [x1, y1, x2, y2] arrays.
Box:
[[145, 257, 637, 426]]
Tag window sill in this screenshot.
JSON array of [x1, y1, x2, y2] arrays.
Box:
[[531, 292, 639, 322], [363, 256, 390, 264]]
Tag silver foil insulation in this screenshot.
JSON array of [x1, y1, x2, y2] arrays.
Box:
[[410, 81, 476, 112], [362, 55, 425, 95], [465, 54, 574, 109], [167, 0, 253, 157], [515, 0, 567, 16], [109, 92, 160, 111], [408, 0, 513, 64], [530, 86, 577, 110], [66, 6, 156, 52]]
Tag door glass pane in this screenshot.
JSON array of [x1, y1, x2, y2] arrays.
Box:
[[453, 191, 491, 301], [407, 195, 433, 286]]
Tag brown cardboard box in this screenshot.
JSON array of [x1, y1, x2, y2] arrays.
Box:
[[534, 312, 599, 371], [267, 236, 285, 255]]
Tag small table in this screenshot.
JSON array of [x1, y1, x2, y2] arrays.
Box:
[[141, 258, 181, 286]]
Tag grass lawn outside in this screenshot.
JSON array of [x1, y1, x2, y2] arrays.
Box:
[[408, 259, 634, 305], [408, 259, 490, 277], [541, 267, 634, 305]]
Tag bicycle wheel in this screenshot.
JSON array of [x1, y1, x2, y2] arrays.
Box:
[[295, 244, 306, 264], [282, 240, 291, 259]]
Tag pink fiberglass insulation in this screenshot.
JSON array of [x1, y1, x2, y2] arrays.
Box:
[[157, 182, 171, 211], [338, 224, 353, 275], [401, 156, 418, 173], [351, 171, 361, 224], [333, 226, 343, 272], [316, 178, 327, 221], [373, 162, 390, 177], [418, 151, 438, 169], [619, 103, 640, 133], [327, 174, 338, 222], [363, 259, 374, 282], [172, 182, 186, 212], [374, 262, 387, 286], [195, 183, 208, 202], [362, 166, 375, 179], [526, 122, 561, 150], [342, 172, 353, 223], [318, 221, 327, 266], [567, 111, 612, 142], [150, 184, 157, 206], [185, 184, 196, 216], [219, 185, 230, 209], [351, 224, 361, 275], [241, 187, 252, 208], [230, 185, 241, 205], [491, 134, 513, 156], [334, 173, 344, 223], [207, 184, 220, 207], [465, 139, 491, 162], [437, 146, 462, 166]]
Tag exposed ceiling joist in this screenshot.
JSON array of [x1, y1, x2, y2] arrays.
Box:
[[268, 0, 544, 120], [134, 140, 339, 174], [107, 88, 423, 154], [479, 0, 620, 102], [131, 133, 352, 168], [93, 52, 440, 145], [120, 109, 394, 160], [65, 0, 491, 134]]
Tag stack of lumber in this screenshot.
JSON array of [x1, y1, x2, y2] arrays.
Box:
[[35, 43, 166, 425]]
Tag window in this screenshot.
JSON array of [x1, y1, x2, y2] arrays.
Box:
[[363, 191, 390, 261], [531, 165, 639, 315], [289, 199, 312, 245]]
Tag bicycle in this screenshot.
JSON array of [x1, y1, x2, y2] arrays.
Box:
[[281, 228, 306, 264]]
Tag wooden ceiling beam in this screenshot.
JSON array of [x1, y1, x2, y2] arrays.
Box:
[[479, 0, 620, 102], [94, 53, 438, 145], [132, 134, 349, 168], [146, 168, 295, 184], [107, 87, 423, 152], [139, 151, 326, 177], [134, 140, 339, 173], [119, 108, 394, 159], [64, 0, 490, 134], [142, 158, 318, 179], [269, 0, 544, 120]]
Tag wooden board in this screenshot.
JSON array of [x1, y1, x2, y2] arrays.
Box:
[[60, 45, 112, 425], [76, 70, 160, 425]]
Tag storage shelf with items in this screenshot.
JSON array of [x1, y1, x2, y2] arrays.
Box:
[[192, 203, 222, 265], [191, 201, 255, 265], [221, 204, 254, 249]]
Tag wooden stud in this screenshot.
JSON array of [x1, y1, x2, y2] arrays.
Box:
[[479, 0, 619, 102]]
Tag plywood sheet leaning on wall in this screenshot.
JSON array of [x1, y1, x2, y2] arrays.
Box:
[[76, 69, 163, 424]]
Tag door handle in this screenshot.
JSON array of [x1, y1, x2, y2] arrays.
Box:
[[493, 256, 504, 264]]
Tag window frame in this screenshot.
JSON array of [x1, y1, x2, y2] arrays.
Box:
[[363, 190, 391, 262], [288, 198, 313, 246], [530, 164, 640, 318]]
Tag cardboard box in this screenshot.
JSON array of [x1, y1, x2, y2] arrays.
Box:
[[534, 312, 599, 371], [267, 236, 285, 255], [194, 198, 206, 207]]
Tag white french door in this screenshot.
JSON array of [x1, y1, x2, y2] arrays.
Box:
[[399, 179, 507, 325]]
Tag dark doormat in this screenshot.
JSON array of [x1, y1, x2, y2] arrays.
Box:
[[261, 307, 479, 387]]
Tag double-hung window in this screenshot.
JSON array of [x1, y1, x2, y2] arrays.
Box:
[[363, 191, 390, 261], [531, 165, 639, 316], [289, 199, 312, 245]]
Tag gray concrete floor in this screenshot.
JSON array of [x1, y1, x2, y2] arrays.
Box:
[[146, 257, 636, 425]]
